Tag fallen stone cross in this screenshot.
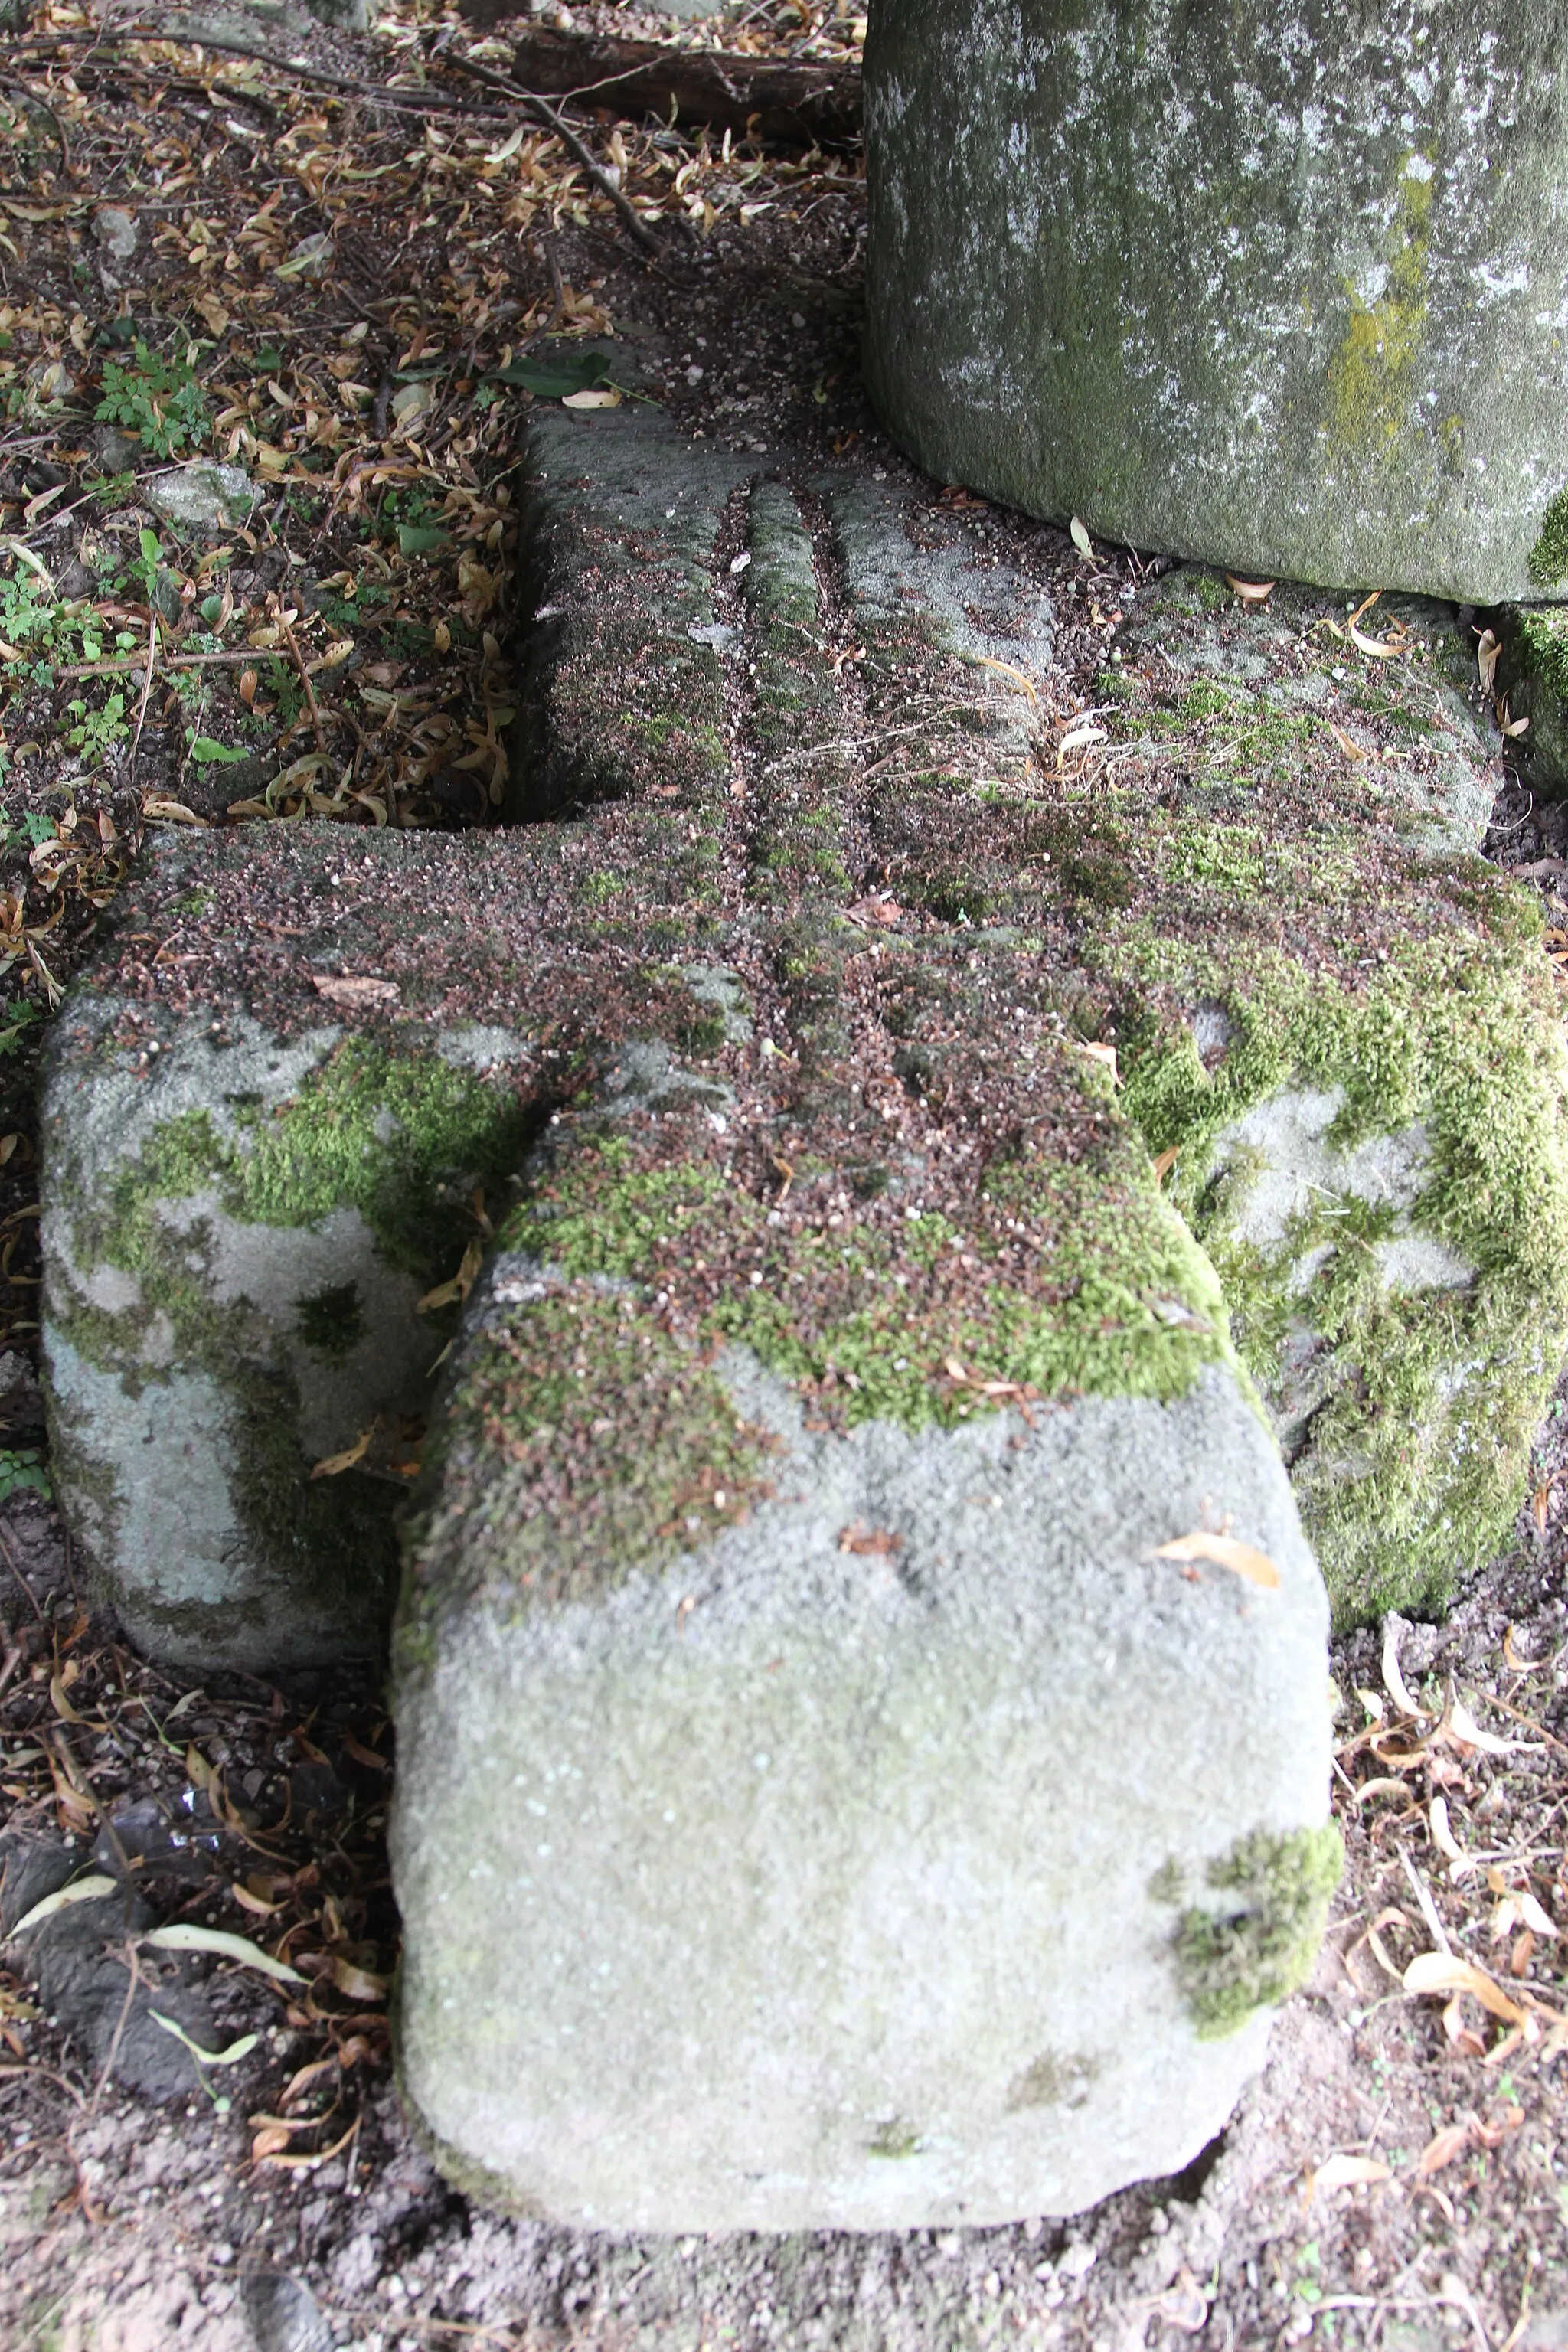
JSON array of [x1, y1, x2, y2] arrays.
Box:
[[864, 0, 1568, 603], [40, 396, 1568, 2226]]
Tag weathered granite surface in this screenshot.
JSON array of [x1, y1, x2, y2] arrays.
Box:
[[37, 394, 1568, 2226], [864, 0, 1568, 604], [397, 1336, 1332, 2229]]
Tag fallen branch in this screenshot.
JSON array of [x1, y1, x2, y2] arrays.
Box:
[[452, 21, 863, 149], [5, 29, 509, 118]]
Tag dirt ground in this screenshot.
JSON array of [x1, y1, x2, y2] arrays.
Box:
[[0, 2, 1566, 2345]]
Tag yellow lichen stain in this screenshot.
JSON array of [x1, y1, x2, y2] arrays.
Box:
[[1327, 155, 1434, 463]]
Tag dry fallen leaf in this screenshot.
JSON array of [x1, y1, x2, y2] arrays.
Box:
[[562, 387, 621, 409], [253, 2119, 358, 2172], [1153, 1531, 1282, 1589], [145, 1922, 305, 1984], [1224, 574, 1275, 603], [1382, 1619, 1430, 1719], [1076, 1039, 1119, 1081], [141, 798, 208, 828], [309, 975, 400, 1007], [416, 1236, 485, 1315], [1152, 2268, 1209, 2333], [1446, 1700, 1517, 1757], [341, 1730, 390, 1773], [1476, 627, 1501, 694], [839, 1524, 903, 1557], [1069, 515, 1093, 557], [9, 1873, 119, 1936], [1308, 2152, 1392, 2194], [1350, 622, 1404, 660], [231, 1880, 282, 1918], [976, 653, 1040, 707], [311, 1426, 373, 1480], [1417, 2121, 1473, 2176], [1151, 1145, 1180, 1183], [1429, 1795, 1472, 1875], [329, 1955, 389, 2002], [844, 895, 903, 928], [1520, 1891, 1560, 1939], [1403, 1951, 1527, 2024]]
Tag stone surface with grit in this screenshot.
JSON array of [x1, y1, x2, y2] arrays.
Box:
[[396, 1346, 1331, 2230], [864, 0, 1568, 604]]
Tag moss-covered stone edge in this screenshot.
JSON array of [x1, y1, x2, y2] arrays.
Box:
[[48, 1035, 539, 1641], [399, 1099, 1251, 1635], [1166, 1823, 1343, 2040], [1115, 921, 1568, 1625]]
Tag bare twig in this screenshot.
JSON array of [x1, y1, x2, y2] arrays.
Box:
[[280, 613, 328, 755], [0, 1519, 43, 1623], [1399, 1847, 1452, 1955], [0, 74, 71, 175], [126, 607, 158, 792], [443, 53, 662, 256], [525, 232, 567, 350], [88, 1939, 149, 2115]]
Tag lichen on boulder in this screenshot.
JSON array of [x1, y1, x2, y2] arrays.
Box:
[[864, 0, 1568, 603]]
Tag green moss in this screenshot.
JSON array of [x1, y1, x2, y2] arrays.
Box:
[[106, 1037, 533, 1278], [55, 1037, 537, 1640], [1171, 1824, 1343, 2039], [1133, 680, 1315, 779], [497, 1125, 1238, 1444], [296, 1280, 367, 1361], [1527, 488, 1568, 593], [1120, 926, 1568, 1623], [1508, 607, 1568, 704], [1328, 158, 1430, 463], [402, 1280, 777, 1622]]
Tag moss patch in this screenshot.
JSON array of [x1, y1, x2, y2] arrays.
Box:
[[296, 1280, 367, 1361], [404, 1276, 779, 1619], [1527, 488, 1568, 593], [1119, 927, 1568, 1623], [51, 1034, 539, 1640], [87, 1035, 534, 1280], [403, 1042, 1244, 1631], [1171, 1824, 1343, 2039]]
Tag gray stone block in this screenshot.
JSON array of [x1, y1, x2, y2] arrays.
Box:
[[394, 1328, 1333, 2230], [864, 0, 1568, 604], [41, 987, 531, 1668]]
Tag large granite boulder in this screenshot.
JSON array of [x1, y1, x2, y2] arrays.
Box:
[[864, 0, 1568, 604]]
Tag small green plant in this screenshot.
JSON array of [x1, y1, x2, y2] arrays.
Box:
[[0, 1002, 40, 1055], [0, 1446, 50, 1503], [188, 733, 250, 766], [66, 690, 128, 759], [129, 526, 165, 604], [263, 653, 303, 730], [0, 561, 139, 688], [96, 338, 211, 458]]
